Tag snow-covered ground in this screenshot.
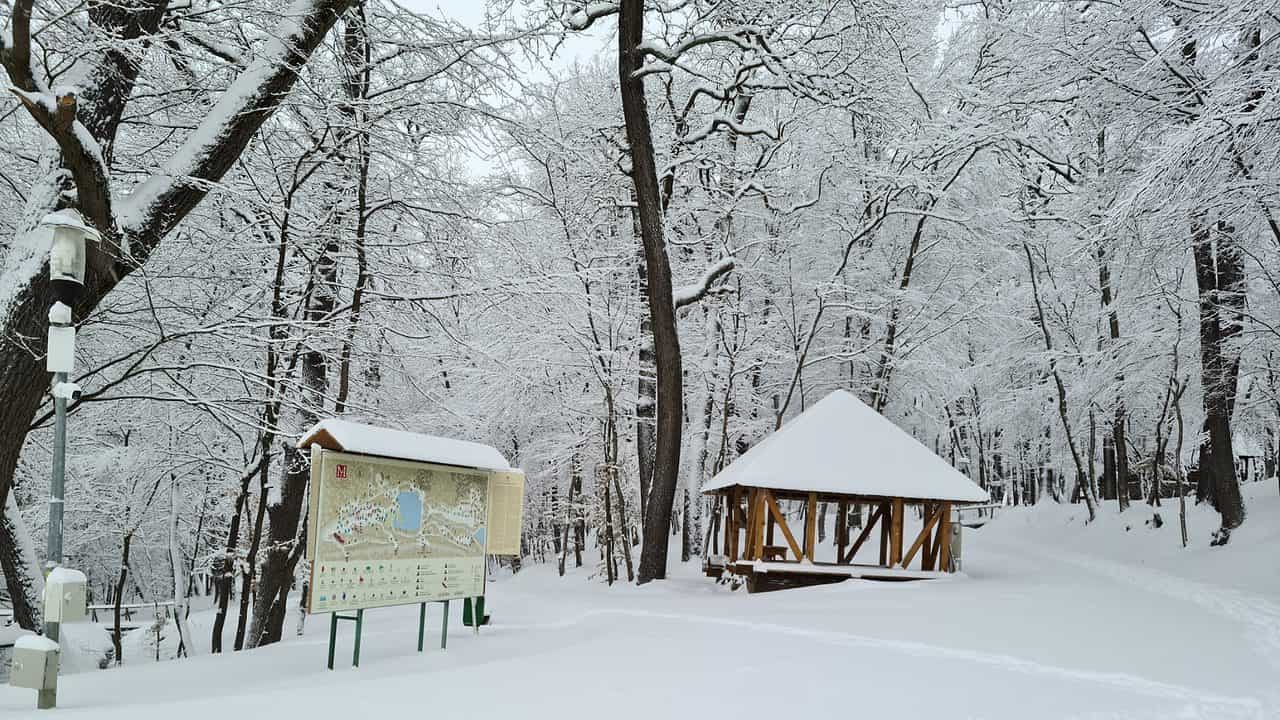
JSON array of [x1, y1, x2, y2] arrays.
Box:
[[4, 484, 1277, 719]]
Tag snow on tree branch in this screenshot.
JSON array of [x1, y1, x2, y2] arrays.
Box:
[[117, 0, 355, 252], [673, 255, 735, 309], [558, 2, 619, 31]]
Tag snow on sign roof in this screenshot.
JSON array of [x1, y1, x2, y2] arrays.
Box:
[[298, 418, 510, 471], [702, 390, 989, 503]]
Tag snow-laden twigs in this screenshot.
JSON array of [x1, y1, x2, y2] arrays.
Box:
[[673, 256, 735, 309]]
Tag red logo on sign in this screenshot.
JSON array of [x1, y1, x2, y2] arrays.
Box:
[[335, 464, 348, 479]]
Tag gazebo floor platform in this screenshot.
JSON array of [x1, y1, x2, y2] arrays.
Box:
[[716, 560, 949, 593]]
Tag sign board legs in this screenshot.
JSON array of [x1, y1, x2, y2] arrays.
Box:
[[352, 609, 363, 667], [327, 614, 338, 669], [327, 611, 364, 670], [417, 602, 427, 652], [440, 600, 449, 649]]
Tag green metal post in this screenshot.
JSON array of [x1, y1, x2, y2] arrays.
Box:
[[417, 602, 426, 652], [352, 609, 364, 667], [440, 599, 449, 649], [327, 613, 338, 670]]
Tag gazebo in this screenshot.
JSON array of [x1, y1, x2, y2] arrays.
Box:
[[702, 390, 989, 592]]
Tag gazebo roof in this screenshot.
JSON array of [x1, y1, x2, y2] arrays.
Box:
[[298, 418, 510, 471], [701, 390, 989, 503]]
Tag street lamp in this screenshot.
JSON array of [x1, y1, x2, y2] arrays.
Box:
[[38, 210, 95, 711], [42, 210, 94, 574], [46, 210, 89, 306]]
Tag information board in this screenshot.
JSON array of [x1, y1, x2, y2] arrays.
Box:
[[305, 448, 489, 614]]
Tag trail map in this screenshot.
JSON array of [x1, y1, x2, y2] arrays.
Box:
[[306, 448, 488, 613]]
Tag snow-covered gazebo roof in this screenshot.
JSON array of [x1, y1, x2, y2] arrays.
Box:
[[702, 390, 988, 503], [298, 418, 510, 471]]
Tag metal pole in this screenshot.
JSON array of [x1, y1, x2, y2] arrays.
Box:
[[327, 613, 338, 670], [440, 600, 449, 649], [39, 367, 67, 711], [47, 371, 67, 572], [352, 609, 363, 667], [417, 602, 426, 652]]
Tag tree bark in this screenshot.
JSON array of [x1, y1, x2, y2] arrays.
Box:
[[1095, 129, 1129, 511], [634, 209, 656, 530], [0, 494, 44, 630], [250, 230, 338, 647], [1191, 218, 1246, 541], [112, 532, 133, 665], [619, 0, 683, 584], [210, 464, 257, 653]]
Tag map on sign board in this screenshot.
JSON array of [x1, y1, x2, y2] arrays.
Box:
[[305, 448, 488, 614]]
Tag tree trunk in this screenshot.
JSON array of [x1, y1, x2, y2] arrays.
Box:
[[558, 471, 577, 576], [210, 465, 256, 653], [1192, 218, 1246, 541], [0, 494, 44, 630], [1024, 242, 1097, 520], [168, 473, 195, 657], [250, 232, 338, 647], [620, 0, 684, 584], [634, 217, 656, 530], [112, 532, 133, 665], [235, 463, 270, 651], [572, 456, 585, 568], [601, 465, 617, 586]]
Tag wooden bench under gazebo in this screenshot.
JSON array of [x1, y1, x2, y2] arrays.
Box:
[[702, 390, 989, 592]]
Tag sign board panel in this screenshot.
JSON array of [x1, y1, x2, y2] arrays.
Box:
[[305, 448, 489, 614], [485, 470, 525, 556]]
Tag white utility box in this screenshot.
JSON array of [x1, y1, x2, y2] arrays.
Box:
[[44, 567, 88, 623], [8, 635, 59, 690], [46, 325, 75, 373]]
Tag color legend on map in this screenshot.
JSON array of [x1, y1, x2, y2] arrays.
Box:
[[311, 557, 484, 612]]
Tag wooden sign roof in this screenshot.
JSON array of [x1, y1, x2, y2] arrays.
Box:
[[298, 418, 510, 471]]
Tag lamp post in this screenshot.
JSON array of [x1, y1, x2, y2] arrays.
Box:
[[37, 209, 95, 711]]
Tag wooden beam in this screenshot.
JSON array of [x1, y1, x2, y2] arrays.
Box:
[[742, 489, 757, 561], [804, 492, 818, 561], [921, 502, 933, 568], [923, 502, 945, 571], [901, 503, 945, 568], [763, 491, 803, 561], [889, 498, 904, 566], [835, 500, 848, 562], [766, 501, 776, 547], [878, 501, 890, 566], [752, 490, 767, 561], [727, 489, 739, 562], [841, 504, 883, 563], [937, 502, 953, 572]]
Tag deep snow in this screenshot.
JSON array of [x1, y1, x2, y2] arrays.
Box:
[[3, 483, 1277, 719]]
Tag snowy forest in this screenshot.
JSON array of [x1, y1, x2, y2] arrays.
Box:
[[1, 0, 1279, 689]]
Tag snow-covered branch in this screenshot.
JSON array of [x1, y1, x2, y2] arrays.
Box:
[[118, 0, 356, 252], [559, 2, 618, 31], [673, 256, 735, 309]]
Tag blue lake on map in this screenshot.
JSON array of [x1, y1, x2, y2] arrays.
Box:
[[393, 492, 423, 531]]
